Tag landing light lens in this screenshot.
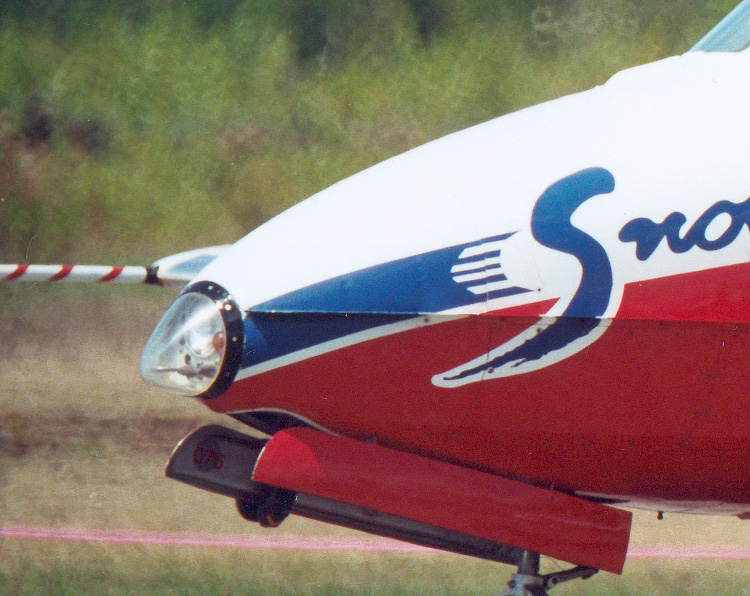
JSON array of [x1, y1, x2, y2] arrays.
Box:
[[140, 287, 241, 397]]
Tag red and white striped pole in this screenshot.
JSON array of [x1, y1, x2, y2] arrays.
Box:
[[0, 264, 157, 284], [0, 245, 230, 288]]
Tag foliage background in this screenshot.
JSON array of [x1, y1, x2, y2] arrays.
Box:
[[0, 0, 736, 264]]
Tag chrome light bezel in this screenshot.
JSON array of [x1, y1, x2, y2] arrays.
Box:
[[141, 280, 244, 400], [193, 281, 244, 399]]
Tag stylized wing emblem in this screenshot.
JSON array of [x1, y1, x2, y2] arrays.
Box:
[[450, 236, 518, 299], [434, 168, 618, 388]]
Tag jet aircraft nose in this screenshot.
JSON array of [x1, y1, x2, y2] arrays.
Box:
[[140, 281, 244, 399]]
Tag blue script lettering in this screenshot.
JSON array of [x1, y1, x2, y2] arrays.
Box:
[[619, 197, 750, 261]]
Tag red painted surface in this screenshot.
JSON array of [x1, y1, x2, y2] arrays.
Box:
[[253, 428, 632, 573], [204, 262, 750, 509], [617, 261, 750, 323]]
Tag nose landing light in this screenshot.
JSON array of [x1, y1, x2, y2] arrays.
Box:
[[140, 281, 243, 399]]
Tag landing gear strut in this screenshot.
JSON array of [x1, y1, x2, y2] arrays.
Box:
[[499, 551, 598, 596]]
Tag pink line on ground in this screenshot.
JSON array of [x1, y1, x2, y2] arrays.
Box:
[[628, 546, 750, 560], [3, 526, 750, 560], [0, 525, 435, 553]]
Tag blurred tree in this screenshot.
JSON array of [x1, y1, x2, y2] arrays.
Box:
[[403, 0, 444, 42], [289, 1, 328, 61]]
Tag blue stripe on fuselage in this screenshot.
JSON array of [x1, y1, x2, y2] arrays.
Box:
[[240, 232, 531, 370]]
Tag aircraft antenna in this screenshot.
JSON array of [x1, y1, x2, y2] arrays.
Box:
[[0, 245, 229, 289]]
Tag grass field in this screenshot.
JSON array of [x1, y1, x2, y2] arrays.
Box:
[[5, 553, 750, 596]]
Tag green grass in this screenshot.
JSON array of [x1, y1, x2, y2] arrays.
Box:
[[0, 551, 496, 596], [3, 550, 750, 596]]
